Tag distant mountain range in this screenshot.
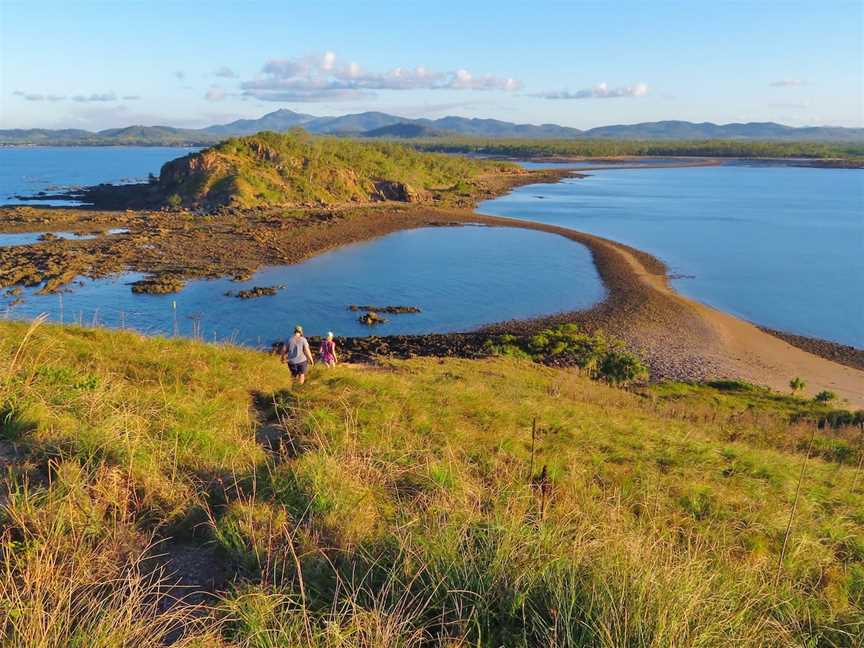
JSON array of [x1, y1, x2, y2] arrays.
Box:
[[2, 109, 862, 145]]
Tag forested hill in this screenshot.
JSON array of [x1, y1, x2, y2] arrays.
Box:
[[2, 109, 862, 145], [140, 131, 519, 209]]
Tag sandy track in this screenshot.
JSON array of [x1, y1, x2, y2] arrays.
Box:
[[618, 245, 864, 407], [471, 212, 864, 408]]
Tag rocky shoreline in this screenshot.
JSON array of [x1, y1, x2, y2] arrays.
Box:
[[2, 165, 861, 391], [0, 167, 569, 294]]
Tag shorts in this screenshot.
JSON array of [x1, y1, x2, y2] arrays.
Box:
[[288, 361, 308, 377]]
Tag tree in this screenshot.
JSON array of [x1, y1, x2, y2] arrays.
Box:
[[597, 350, 648, 385], [813, 390, 836, 403], [789, 377, 806, 395]]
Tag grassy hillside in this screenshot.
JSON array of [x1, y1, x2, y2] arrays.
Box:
[[155, 130, 519, 209], [1, 320, 862, 646]]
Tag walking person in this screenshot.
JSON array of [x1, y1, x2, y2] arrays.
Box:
[[286, 325, 314, 384], [319, 331, 338, 368]]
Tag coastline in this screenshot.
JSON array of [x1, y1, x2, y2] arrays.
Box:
[[331, 209, 864, 406], [2, 167, 862, 405], [516, 155, 864, 169]]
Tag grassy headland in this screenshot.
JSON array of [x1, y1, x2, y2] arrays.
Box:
[[1, 320, 862, 646], [84, 130, 521, 210]]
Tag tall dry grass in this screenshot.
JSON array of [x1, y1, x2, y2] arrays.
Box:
[[1, 322, 861, 646]]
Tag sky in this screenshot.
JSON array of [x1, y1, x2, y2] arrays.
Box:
[[1, 0, 862, 131]]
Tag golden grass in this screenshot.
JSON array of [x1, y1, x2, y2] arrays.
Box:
[[1, 322, 861, 646]]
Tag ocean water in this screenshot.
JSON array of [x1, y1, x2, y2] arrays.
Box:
[[479, 165, 864, 347], [1, 147, 861, 346], [0, 146, 199, 205], [3, 226, 604, 344]]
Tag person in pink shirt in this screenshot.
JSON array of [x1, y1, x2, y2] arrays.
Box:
[[319, 331, 338, 368]]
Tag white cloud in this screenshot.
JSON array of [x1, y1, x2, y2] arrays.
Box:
[[770, 79, 805, 87], [214, 66, 236, 78], [14, 90, 130, 103], [205, 86, 227, 102], [72, 93, 117, 102], [241, 52, 521, 102], [534, 82, 649, 100], [13, 90, 66, 102]]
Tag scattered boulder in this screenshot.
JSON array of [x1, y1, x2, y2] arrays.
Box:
[[348, 304, 421, 314], [372, 181, 420, 202], [131, 274, 185, 294], [358, 311, 388, 326], [225, 285, 285, 299]]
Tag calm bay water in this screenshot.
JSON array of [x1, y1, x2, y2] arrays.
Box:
[[0, 146, 199, 205], [1, 147, 861, 346], [479, 165, 864, 347], [3, 226, 604, 343]]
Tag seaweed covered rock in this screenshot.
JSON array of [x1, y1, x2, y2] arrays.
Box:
[[348, 304, 421, 314], [131, 274, 185, 294], [358, 311, 388, 326], [225, 285, 285, 299]]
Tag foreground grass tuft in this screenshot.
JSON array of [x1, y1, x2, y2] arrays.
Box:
[[1, 320, 862, 646]]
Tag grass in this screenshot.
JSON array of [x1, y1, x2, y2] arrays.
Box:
[[1, 319, 862, 646]]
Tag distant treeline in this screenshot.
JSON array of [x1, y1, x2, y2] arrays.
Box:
[[411, 138, 864, 161]]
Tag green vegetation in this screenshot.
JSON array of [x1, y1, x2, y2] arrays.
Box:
[[484, 324, 648, 384], [155, 130, 518, 209], [790, 376, 807, 394], [815, 390, 838, 404], [1, 320, 863, 646], [413, 137, 864, 162]]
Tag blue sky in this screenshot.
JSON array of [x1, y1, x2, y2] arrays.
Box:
[[1, 0, 862, 130]]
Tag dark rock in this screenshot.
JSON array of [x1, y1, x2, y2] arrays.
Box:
[[225, 285, 285, 299], [131, 274, 185, 294], [359, 311, 388, 325], [348, 304, 421, 314], [372, 180, 419, 202]]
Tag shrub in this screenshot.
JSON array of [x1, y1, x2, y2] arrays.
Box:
[[483, 334, 531, 359], [597, 349, 649, 385], [814, 390, 837, 403], [529, 323, 608, 370], [820, 409, 857, 429], [789, 377, 806, 394], [707, 379, 757, 392], [485, 325, 648, 384]]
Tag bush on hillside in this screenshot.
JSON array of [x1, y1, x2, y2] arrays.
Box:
[[813, 390, 837, 403], [485, 324, 648, 384]]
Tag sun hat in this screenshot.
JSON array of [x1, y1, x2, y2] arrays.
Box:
[[294, 325, 303, 334]]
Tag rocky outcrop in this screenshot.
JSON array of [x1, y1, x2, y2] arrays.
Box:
[[371, 181, 422, 202]]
